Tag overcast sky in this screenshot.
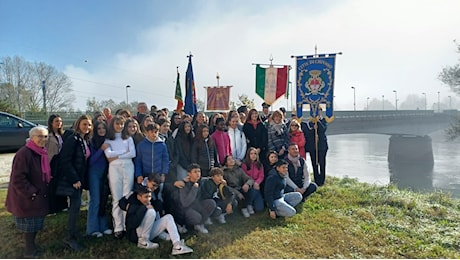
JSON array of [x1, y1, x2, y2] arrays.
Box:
[[1, 0, 459, 112]]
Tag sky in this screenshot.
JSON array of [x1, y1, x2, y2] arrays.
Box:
[[1, 0, 459, 112]]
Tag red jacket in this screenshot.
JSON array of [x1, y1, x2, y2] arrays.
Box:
[[289, 131, 306, 158]]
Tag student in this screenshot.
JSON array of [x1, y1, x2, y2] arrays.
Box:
[[134, 123, 169, 189], [241, 147, 265, 214], [200, 167, 236, 224], [222, 155, 255, 218], [267, 110, 289, 158], [192, 124, 217, 178], [119, 185, 193, 255], [227, 115, 247, 166], [103, 115, 136, 239], [57, 115, 92, 251], [211, 117, 232, 165], [86, 121, 112, 238], [169, 163, 219, 234], [264, 159, 303, 218], [125, 118, 144, 146], [174, 121, 194, 181]]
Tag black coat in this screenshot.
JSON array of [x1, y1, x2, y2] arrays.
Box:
[[302, 119, 328, 152], [242, 121, 268, 152], [56, 132, 89, 193], [119, 192, 148, 244]]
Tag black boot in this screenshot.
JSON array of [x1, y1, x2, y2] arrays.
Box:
[[24, 232, 40, 258]]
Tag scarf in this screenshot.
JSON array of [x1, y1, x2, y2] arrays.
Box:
[[26, 140, 51, 183], [287, 153, 301, 172], [270, 121, 284, 136]]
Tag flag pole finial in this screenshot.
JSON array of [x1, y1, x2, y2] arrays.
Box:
[[187, 52, 193, 58], [269, 54, 273, 65], [216, 72, 220, 87], [176, 66, 179, 73], [314, 45, 318, 57]]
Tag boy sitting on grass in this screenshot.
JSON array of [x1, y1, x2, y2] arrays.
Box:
[[119, 185, 193, 255], [200, 167, 236, 224]]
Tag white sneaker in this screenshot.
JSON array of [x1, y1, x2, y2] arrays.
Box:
[[103, 229, 113, 235], [172, 240, 194, 255], [241, 208, 250, 218], [247, 205, 255, 214], [177, 224, 188, 234], [158, 231, 171, 241], [194, 224, 209, 234], [204, 217, 213, 225], [137, 238, 159, 249], [91, 231, 103, 238], [215, 213, 226, 224]]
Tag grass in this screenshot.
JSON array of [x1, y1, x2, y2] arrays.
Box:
[[1, 176, 459, 258]]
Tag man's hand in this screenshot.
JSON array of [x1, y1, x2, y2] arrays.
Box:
[[226, 203, 233, 214], [174, 180, 185, 188], [269, 210, 276, 219], [136, 176, 144, 184], [253, 182, 260, 190], [73, 181, 81, 189]]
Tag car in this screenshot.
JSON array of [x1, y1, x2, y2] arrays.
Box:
[[0, 111, 37, 152]]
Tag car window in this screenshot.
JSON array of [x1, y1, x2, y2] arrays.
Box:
[[0, 114, 19, 128]]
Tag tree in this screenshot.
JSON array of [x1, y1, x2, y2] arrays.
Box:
[[439, 41, 460, 139], [0, 56, 75, 112]]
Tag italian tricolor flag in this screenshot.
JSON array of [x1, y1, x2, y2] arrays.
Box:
[[255, 64, 289, 105]]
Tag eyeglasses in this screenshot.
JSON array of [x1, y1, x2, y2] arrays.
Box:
[[33, 135, 49, 139]]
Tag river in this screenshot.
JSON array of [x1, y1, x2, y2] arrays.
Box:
[[321, 130, 460, 198]]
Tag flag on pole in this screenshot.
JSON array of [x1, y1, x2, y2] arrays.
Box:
[[206, 86, 231, 111], [255, 64, 289, 105], [184, 54, 197, 116], [174, 69, 183, 112]]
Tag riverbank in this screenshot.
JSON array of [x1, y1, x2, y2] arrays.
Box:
[[0, 176, 459, 258]]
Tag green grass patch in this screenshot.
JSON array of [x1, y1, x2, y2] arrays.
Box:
[[1, 177, 459, 258]]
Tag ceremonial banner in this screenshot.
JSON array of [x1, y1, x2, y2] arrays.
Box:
[[206, 86, 231, 111], [184, 55, 197, 116], [255, 64, 289, 105], [174, 70, 183, 112], [295, 54, 336, 122]]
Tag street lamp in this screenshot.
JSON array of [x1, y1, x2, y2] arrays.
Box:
[[393, 90, 398, 111], [437, 91, 440, 112], [382, 95, 385, 110], [351, 86, 356, 111], [448, 95, 452, 109], [422, 92, 427, 110], [366, 97, 370, 110], [125, 85, 131, 104]]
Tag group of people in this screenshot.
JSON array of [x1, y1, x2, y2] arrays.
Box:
[[5, 101, 328, 258]]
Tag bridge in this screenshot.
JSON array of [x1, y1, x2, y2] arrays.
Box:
[[298, 110, 460, 136]]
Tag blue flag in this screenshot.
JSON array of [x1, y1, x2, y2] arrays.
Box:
[[184, 54, 197, 116], [295, 54, 336, 122]]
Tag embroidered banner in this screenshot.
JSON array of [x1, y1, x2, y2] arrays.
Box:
[[206, 86, 231, 111], [184, 54, 197, 116], [295, 54, 336, 122]]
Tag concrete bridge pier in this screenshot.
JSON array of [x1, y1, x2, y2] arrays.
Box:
[[388, 134, 434, 166]]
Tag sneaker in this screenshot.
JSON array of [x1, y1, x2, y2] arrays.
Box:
[[137, 238, 159, 249], [177, 224, 188, 234], [172, 240, 193, 255], [194, 224, 209, 234], [91, 231, 103, 238], [215, 213, 226, 224], [247, 205, 255, 214], [158, 231, 171, 241], [103, 229, 113, 235], [204, 217, 213, 225], [114, 231, 124, 239], [241, 208, 250, 218]]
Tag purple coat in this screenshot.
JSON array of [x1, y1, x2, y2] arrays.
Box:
[[6, 146, 50, 217]]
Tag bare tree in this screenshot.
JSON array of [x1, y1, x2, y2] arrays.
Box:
[[0, 56, 75, 113]]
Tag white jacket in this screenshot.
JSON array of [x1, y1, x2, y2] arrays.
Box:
[[227, 126, 247, 161]]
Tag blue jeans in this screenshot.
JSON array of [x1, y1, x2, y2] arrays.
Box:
[[86, 166, 109, 235], [244, 188, 265, 212], [274, 192, 302, 217], [285, 182, 317, 201]]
